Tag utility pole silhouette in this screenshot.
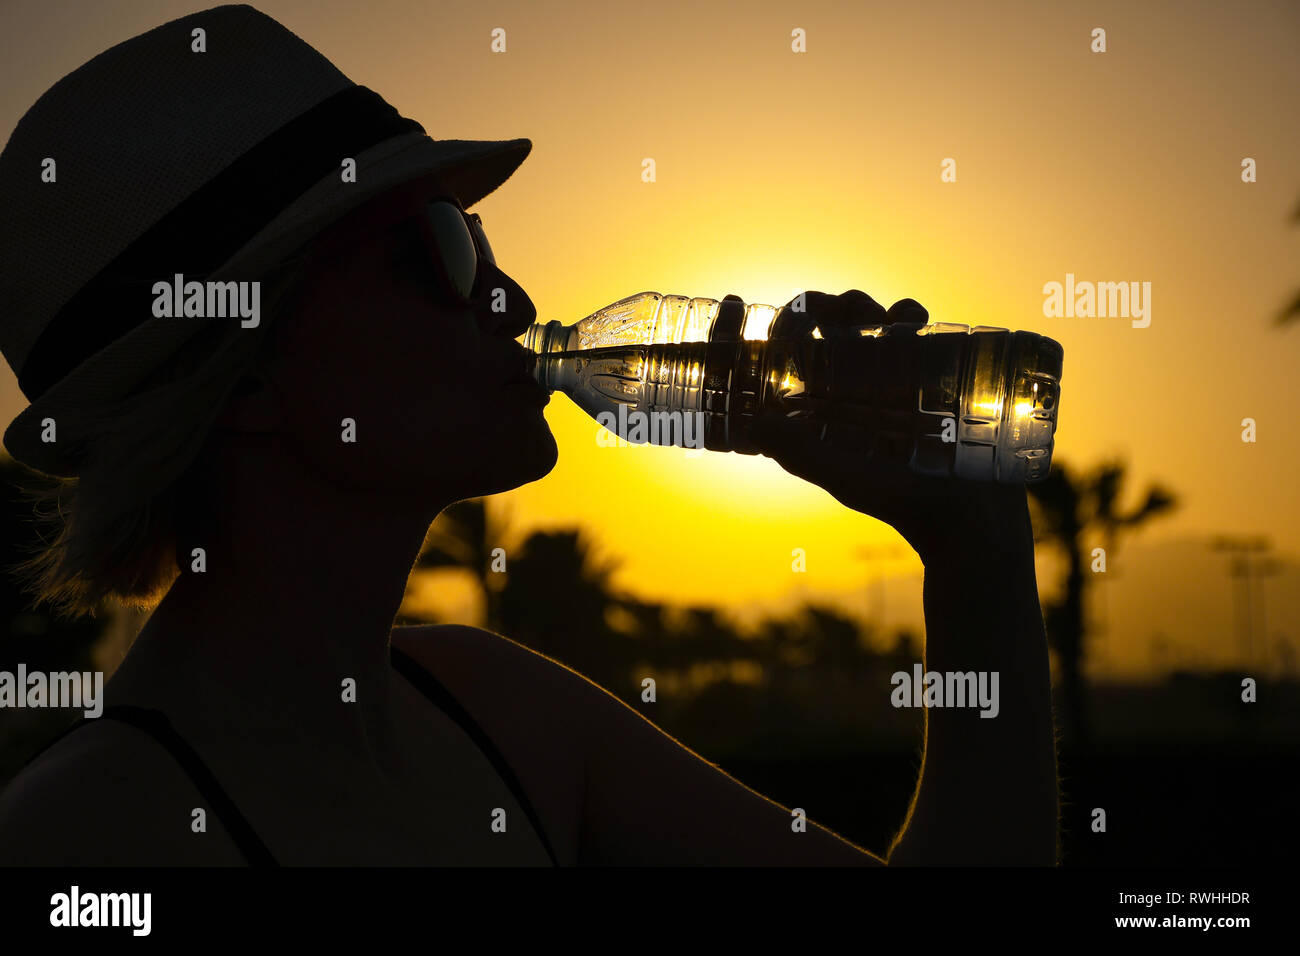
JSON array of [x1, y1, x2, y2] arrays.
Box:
[[1256, 557, 1281, 672], [1210, 536, 1275, 672], [1028, 459, 1176, 754]]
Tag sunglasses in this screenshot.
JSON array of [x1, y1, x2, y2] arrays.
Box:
[[393, 196, 496, 305]]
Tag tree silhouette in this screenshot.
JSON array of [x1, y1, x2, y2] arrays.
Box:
[[403, 496, 940, 763], [408, 497, 512, 631], [1028, 459, 1177, 753], [496, 527, 631, 689], [1279, 194, 1300, 326]]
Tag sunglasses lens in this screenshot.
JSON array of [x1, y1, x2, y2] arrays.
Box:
[[425, 201, 477, 300]]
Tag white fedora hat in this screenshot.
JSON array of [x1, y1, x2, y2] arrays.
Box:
[[0, 3, 531, 477]]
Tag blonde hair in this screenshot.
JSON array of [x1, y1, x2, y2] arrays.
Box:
[[7, 243, 319, 619]]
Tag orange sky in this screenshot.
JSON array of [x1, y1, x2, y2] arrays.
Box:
[[2, 0, 1298, 677]]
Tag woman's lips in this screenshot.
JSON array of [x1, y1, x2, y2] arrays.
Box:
[[500, 347, 548, 404]]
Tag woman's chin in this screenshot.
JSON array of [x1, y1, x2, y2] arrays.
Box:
[[515, 424, 559, 482], [469, 423, 558, 496], [405, 413, 558, 500]]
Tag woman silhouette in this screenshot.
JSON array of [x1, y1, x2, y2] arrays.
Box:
[[0, 6, 1058, 865]]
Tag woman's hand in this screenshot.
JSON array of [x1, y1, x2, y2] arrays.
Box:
[[742, 292, 1057, 866], [745, 290, 1033, 567]]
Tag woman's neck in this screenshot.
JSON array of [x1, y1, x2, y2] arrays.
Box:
[[105, 433, 450, 754]]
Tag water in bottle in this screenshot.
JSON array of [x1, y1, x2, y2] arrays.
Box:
[[518, 292, 1064, 483]]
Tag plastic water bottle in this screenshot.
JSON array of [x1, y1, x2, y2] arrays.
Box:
[[518, 292, 1064, 483]]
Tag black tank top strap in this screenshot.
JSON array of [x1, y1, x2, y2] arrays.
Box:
[[14, 655, 559, 867], [391, 645, 560, 867], [16, 705, 279, 866]]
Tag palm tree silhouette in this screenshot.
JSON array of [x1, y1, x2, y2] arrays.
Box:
[[406, 505, 642, 690], [1028, 459, 1177, 753], [1279, 194, 1300, 326], [496, 527, 633, 687], [408, 497, 512, 631]]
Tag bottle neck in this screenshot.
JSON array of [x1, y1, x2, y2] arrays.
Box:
[[520, 320, 563, 354]]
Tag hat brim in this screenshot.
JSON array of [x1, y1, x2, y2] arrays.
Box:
[[4, 131, 531, 476]]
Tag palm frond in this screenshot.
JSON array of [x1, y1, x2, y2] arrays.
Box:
[[1275, 291, 1300, 327]]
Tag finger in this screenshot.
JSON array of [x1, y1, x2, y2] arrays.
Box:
[[749, 408, 877, 473], [712, 293, 748, 339], [769, 290, 832, 340], [886, 297, 929, 324], [748, 410, 942, 519], [746, 410, 836, 481], [817, 289, 888, 339]]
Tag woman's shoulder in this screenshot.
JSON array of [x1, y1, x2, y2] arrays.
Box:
[[391, 621, 534, 657], [389, 623, 594, 844], [0, 716, 244, 865], [390, 623, 610, 718]]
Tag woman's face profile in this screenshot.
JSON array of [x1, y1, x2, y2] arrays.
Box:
[[246, 176, 558, 502]]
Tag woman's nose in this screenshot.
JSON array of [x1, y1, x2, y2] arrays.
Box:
[[475, 262, 536, 340]]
